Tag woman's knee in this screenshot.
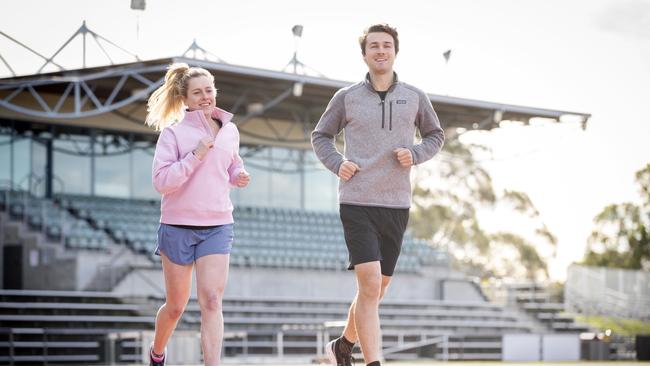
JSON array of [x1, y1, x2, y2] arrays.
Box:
[[198, 290, 224, 312], [163, 302, 186, 320]]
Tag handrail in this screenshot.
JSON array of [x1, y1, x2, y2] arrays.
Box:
[[382, 334, 448, 358]]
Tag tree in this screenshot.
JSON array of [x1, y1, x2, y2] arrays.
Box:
[[410, 138, 556, 281], [582, 163, 650, 270]]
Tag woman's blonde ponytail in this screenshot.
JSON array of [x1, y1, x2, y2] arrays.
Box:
[[145, 63, 190, 131]]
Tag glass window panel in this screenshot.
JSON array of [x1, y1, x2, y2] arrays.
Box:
[[239, 146, 270, 207], [269, 147, 300, 209], [0, 132, 11, 185], [240, 163, 270, 207], [304, 150, 337, 212], [30, 139, 47, 197], [131, 144, 158, 200], [53, 136, 91, 195], [12, 138, 31, 191], [270, 170, 300, 209], [94, 135, 130, 198]]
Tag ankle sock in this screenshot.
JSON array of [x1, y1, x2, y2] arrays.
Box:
[[150, 348, 165, 362]]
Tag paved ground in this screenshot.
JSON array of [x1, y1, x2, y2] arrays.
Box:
[[126, 358, 650, 365], [216, 360, 650, 366]]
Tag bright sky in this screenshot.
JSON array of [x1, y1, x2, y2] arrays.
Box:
[[2, 0, 649, 281]]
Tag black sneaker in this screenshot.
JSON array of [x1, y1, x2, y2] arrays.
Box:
[[325, 338, 354, 366], [149, 347, 166, 366]]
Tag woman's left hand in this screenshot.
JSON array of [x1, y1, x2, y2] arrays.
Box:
[[236, 171, 250, 187]]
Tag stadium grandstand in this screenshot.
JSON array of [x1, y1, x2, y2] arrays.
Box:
[[0, 23, 600, 364]]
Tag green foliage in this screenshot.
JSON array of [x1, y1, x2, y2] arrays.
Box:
[[503, 190, 539, 217], [411, 139, 493, 254], [410, 138, 554, 280], [503, 190, 558, 255], [491, 232, 549, 279], [637, 163, 650, 206], [582, 163, 650, 270], [574, 314, 650, 336]]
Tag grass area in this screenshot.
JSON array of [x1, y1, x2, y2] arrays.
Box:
[[574, 314, 650, 336]]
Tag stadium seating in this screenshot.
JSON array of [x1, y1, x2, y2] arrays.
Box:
[[511, 283, 590, 333], [0, 289, 529, 363], [1, 190, 112, 251], [52, 194, 446, 273], [1, 191, 447, 273], [1, 193, 533, 363], [0, 289, 152, 364], [175, 296, 525, 360]]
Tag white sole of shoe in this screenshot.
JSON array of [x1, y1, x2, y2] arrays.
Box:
[[325, 339, 337, 365]]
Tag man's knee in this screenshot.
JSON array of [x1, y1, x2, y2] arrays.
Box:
[[378, 276, 392, 301], [379, 283, 390, 301], [358, 277, 382, 300]]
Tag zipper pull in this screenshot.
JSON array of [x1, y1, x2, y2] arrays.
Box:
[[389, 100, 393, 131]]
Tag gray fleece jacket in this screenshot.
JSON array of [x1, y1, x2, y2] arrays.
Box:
[[311, 73, 445, 209]]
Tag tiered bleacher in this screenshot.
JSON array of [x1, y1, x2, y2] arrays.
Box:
[[1, 190, 111, 250], [509, 283, 590, 333], [0, 290, 152, 364], [221, 296, 529, 361], [2, 191, 446, 274], [51, 193, 444, 273], [0, 289, 532, 363], [2, 192, 549, 363]]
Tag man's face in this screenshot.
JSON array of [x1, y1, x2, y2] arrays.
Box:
[[363, 32, 396, 75]]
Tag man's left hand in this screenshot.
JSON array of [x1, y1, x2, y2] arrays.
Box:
[[393, 148, 413, 167]]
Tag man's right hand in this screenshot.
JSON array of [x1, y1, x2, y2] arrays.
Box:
[[193, 136, 214, 160], [338, 161, 360, 182]]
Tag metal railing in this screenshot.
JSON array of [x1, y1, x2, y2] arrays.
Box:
[[566, 265, 650, 319]]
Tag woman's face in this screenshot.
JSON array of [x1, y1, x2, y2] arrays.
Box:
[[183, 75, 216, 114]]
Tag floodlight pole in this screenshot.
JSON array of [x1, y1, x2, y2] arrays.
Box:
[[131, 0, 146, 58], [284, 25, 303, 74], [282, 25, 325, 78]]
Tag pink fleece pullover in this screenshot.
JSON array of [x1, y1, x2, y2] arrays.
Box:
[[152, 107, 244, 225]]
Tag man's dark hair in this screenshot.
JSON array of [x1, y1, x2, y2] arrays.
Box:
[[359, 23, 399, 56]]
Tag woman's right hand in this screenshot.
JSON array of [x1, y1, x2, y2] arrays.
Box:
[[193, 136, 214, 160]]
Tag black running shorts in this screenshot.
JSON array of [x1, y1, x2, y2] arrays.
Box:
[[339, 204, 410, 276]]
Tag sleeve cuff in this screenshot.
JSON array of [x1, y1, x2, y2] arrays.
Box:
[[407, 147, 419, 165], [333, 159, 346, 175], [186, 151, 203, 168], [229, 168, 244, 184]]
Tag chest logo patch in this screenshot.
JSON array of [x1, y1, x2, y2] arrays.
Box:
[[396, 100, 407, 104]]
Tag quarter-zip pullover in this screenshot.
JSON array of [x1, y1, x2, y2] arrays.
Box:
[[152, 107, 245, 225], [311, 73, 445, 209]]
